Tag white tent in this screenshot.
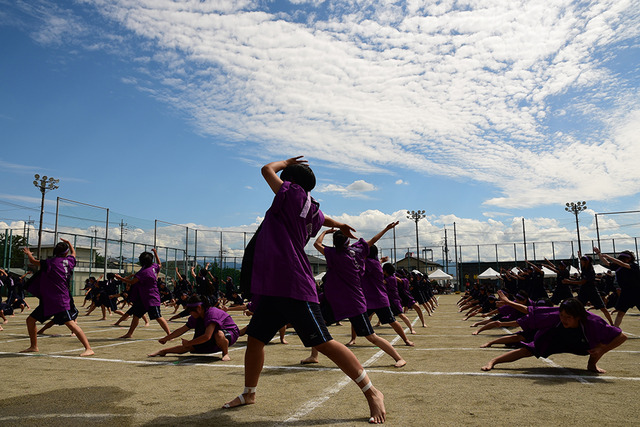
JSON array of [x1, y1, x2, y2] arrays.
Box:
[[428, 268, 453, 281], [314, 272, 326, 284], [593, 264, 611, 274], [540, 266, 557, 278], [569, 265, 580, 276], [478, 267, 501, 280]]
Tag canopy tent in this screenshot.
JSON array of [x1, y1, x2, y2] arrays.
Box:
[[428, 268, 453, 281], [593, 264, 611, 274], [477, 267, 501, 280], [314, 272, 326, 284], [540, 266, 557, 278], [569, 266, 580, 276]]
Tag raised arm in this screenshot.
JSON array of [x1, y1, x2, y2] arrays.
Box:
[[261, 156, 308, 195], [322, 216, 356, 239], [593, 246, 629, 270], [497, 290, 528, 314], [152, 248, 161, 268], [22, 247, 40, 267], [367, 221, 399, 247], [60, 238, 76, 258], [313, 228, 334, 255], [175, 267, 183, 282], [542, 258, 559, 273]]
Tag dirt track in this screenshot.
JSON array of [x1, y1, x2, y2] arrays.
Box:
[[1, 295, 639, 426]]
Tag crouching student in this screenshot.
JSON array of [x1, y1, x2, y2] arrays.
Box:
[[149, 295, 239, 360], [481, 296, 626, 373]]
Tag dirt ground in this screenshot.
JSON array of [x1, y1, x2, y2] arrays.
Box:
[[1, 294, 639, 426]]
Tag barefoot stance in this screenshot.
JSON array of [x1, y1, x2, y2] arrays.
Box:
[[20, 347, 38, 353], [405, 340, 415, 347], [80, 349, 95, 357], [300, 356, 319, 364], [394, 359, 407, 368], [365, 387, 386, 424], [223, 392, 255, 409]]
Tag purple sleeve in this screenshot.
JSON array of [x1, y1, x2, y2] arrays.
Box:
[[585, 313, 623, 346], [186, 315, 196, 329]]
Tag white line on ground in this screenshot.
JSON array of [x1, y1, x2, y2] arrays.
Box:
[[0, 413, 129, 422], [278, 316, 418, 425]]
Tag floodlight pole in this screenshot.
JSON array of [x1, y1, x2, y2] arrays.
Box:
[[33, 174, 59, 259], [565, 201, 587, 256], [407, 210, 426, 273]]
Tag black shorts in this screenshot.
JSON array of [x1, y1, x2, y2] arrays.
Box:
[[367, 306, 395, 325], [577, 286, 605, 309], [389, 302, 403, 317], [349, 312, 375, 337], [30, 305, 79, 325], [130, 304, 162, 320], [246, 296, 332, 347], [615, 290, 640, 313]]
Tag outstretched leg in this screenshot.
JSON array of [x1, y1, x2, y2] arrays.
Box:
[[481, 347, 532, 371], [65, 320, 94, 356], [364, 333, 406, 368], [222, 336, 264, 408], [20, 316, 39, 353], [315, 340, 386, 424]]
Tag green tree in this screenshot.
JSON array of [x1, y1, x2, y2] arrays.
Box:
[[0, 232, 28, 270]]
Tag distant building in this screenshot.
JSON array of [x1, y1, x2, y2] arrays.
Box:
[[394, 253, 441, 274]]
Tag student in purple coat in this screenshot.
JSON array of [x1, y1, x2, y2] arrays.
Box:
[[564, 255, 614, 325], [382, 264, 417, 334], [300, 226, 407, 368], [396, 270, 427, 327], [115, 248, 171, 339], [344, 222, 414, 347], [593, 247, 640, 327], [481, 295, 626, 373], [149, 295, 239, 360], [222, 156, 386, 424], [20, 239, 94, 356]]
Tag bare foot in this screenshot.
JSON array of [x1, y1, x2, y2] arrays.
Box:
[[404, 340, 415, 347], [345, 340, 356, 347], [422, 324, 427, 328], [481, 362, 494, 371], [365, 386, 386, 424], [119, 334, 133, 339], [221, 354, 231, 361], [112, 323, 121, 327], [20, 347, 39, 353], [409, 328, 417, 335], [394, 359, 407, 368], [587, 364, 606, 373], [144, 323, 150, 327], [300, 356, 319, 364], [99, 318, 107, 321], [80, 349, 95, 357], [472, 331, 479, 336], [280, 338, 289, 345], [222, 392, 255, 409], [148, 350, 166, 357]]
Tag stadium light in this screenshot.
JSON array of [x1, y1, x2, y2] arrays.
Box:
[[33, 174, 59, 258], [407, 210, 427, 272], [565, 201, 587, 256]]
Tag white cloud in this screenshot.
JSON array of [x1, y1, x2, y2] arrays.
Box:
[[395, 179, 408, 185], [9, 0, 640, 207], [317, 179, 377, 197]]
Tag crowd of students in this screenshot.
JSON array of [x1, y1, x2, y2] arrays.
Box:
[[462, 251, 638, 373], [1, 156, 638, 424]]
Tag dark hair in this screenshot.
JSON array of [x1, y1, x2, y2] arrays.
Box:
[[559, 298, 587, 321], [368, 245, 379, 259], [139, 251, 154, 268], [619, 250, 635, 262], [382, 263, 395, 275], [107, 273, 115, 280], [332, 230, 349, 252], [186, 294, 210, 310], [280, 164, 316, 192], [53, 242, 69, 257]]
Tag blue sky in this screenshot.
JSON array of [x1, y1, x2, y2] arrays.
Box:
[[1, 0, 639, 262]]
